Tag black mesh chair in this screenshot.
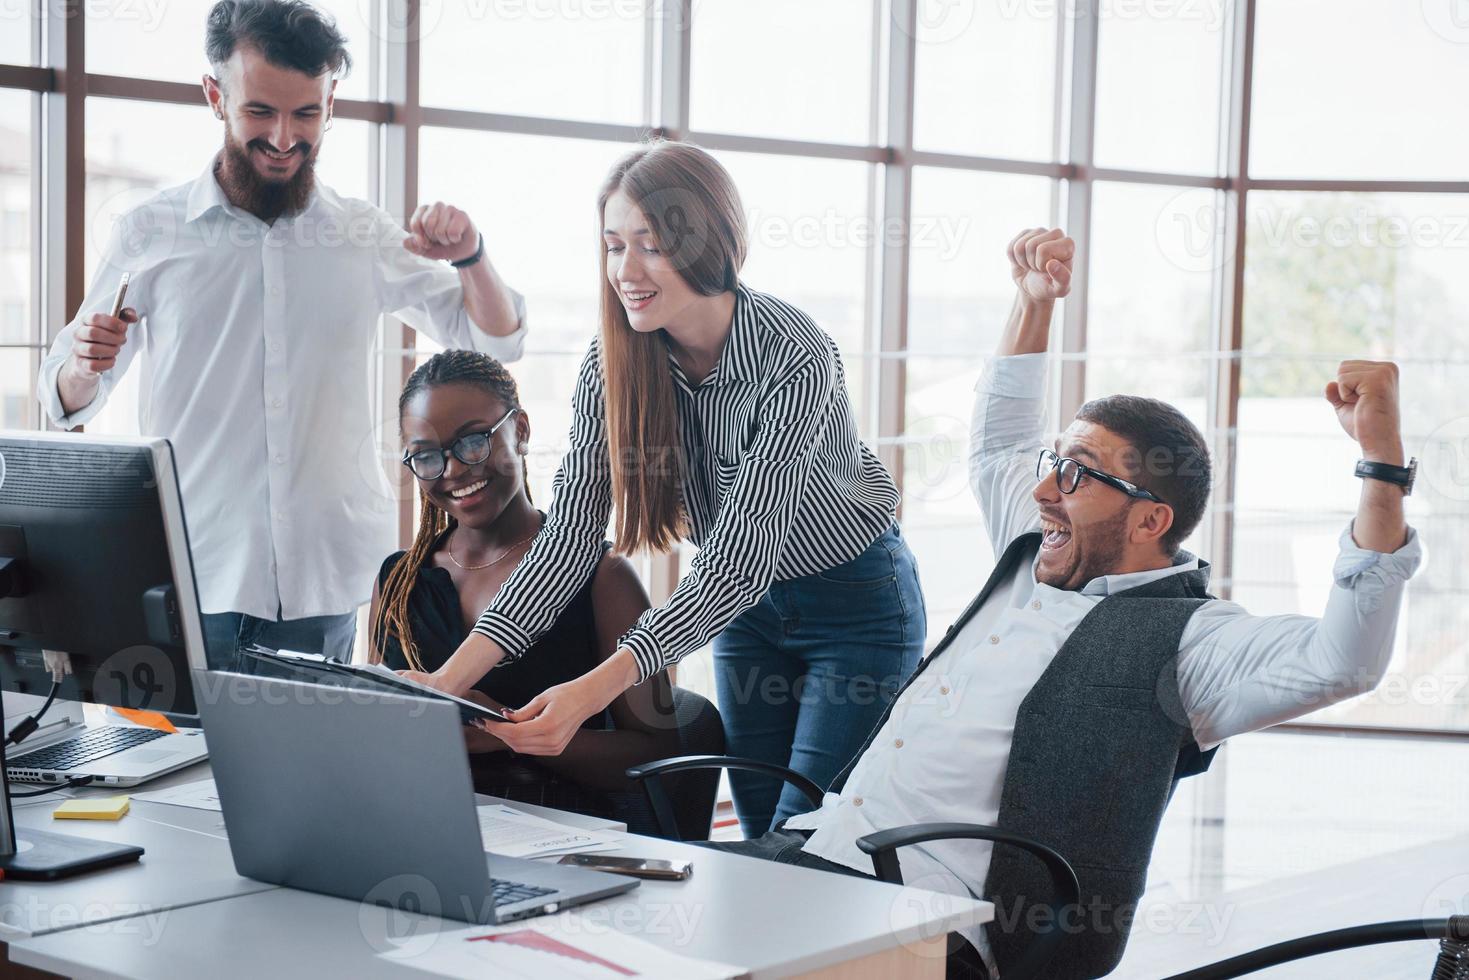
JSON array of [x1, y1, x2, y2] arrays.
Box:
[[612, 689, 726, 840], [1163, 915, 1469, 979], [624, 754, 1081, 980]]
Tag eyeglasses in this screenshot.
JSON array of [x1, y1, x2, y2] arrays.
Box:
[[1036, 448, 1164, 504], [401, 408, 519, 481]]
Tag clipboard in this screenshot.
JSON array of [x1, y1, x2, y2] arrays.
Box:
[[239, 646, 511, 726]]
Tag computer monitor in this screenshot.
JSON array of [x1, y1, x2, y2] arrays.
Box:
[[0, 431, 209, 878], [0, 431, 208, 718]]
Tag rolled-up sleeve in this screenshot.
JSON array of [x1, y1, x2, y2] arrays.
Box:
[[969, 353, 1049, 551], [1179, 522, 1424, 748], [617, 355, 835, 681], [371, 209, 527, 364]]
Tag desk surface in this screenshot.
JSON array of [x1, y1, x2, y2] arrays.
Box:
[[6, 759, 992, 979], [0, 759, 621, 942]]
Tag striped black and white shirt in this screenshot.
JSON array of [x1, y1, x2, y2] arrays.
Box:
[[472, 284, 901, 681]]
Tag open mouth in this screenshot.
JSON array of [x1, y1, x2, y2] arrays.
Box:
[[254, 145, 300, 165], [1040, 517, 1071, 552], [622, 289, 657, 312], [447, 478, 489, 503]]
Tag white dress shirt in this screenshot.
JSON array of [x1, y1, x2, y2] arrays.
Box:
[[38, 164, 527, 620], [785, 352, 1422, 964]]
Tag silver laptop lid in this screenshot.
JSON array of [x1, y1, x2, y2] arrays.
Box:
[[198, 671, 493, 920]]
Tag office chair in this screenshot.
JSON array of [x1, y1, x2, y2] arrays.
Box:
[[1163, 915, 1469, 979], [613, 689, 725, 840], [625, 754, 1081, 980]]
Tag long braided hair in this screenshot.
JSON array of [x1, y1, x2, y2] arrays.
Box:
[[372, 350, 532, 671]]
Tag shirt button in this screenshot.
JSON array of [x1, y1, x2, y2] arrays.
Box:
[[852, 797, 864, 807], [894, 739, 904, 749], [270, 286, 280, 296], [989, 634, 1000, 645], [274, 511, 285, 522], [940, 686, 950, 695], [274, 454, 285, 464], [271, 341, 282, 352], [1032, 600, 1042, 610], [272, 397, 283, 408]]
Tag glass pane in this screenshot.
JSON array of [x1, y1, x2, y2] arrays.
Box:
[[87, 0, 370, 101], [690, 0, 873, 144], [1087, 181, 1218, 365], [1093, 2, 1227, 175], [907, 168, 1054, 355], [712, 150, 873, 427], [0, 90, 34, 346], [1250, 0, 1469, 180], [0, 9, 31, 65], [0, 349, 37, 429], [83, 99, 372, 435], [902, 354, 1012, 641], [1239, 191, 1469, 729], [421, 1, 644, 122], [912, 0, 1058, 160]]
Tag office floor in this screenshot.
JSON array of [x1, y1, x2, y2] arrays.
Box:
[[714, 729, 1469, 977]]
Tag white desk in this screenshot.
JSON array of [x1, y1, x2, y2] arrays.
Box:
[[4, 760, 991, 978]]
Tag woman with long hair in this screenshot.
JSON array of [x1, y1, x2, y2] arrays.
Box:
[[371, 349, 677, 818], [406, 140, 924, 836]]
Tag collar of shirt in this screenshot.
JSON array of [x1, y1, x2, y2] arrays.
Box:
[[184, 156, 322, 225], [1062, 551, 1207, 597], [666, 282, 761, 391]]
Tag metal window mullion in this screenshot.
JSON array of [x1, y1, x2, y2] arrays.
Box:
[[875, 0, 917, 511], [1058, 0, 1100, 422], [1208, 0, 1256, 605], [383, 0, 422, 550]]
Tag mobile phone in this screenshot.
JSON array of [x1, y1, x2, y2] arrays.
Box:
[[557, 853, 692, 881], [109, 272, 131, 319]]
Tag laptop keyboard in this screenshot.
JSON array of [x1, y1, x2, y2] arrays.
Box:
[[10, 726, 168, 772], [490, 879, 556, 908]]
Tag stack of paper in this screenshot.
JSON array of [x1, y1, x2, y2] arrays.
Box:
[[132, 778, 223, 812], [476, 804, 624, 859], [379, 915, 742, 979]]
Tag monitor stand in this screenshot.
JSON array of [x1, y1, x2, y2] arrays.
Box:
[[0, 668, 143, 880]]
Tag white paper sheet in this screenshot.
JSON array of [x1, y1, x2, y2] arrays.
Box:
[[132, 777, 223, 811], [378, 914, 743, 979], [477, 804, 625, 859]]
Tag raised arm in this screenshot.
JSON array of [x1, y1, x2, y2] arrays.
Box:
[[1179, 359, 1419, 745], [968, 228, 1075, 550]]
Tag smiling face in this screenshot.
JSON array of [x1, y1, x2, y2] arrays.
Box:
[[205, 46, 333, 216], [602, 187, 707, 334], [400, 383, 529, 532], [1032, 419, 1175, 590]]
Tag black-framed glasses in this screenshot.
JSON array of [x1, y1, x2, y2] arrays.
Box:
[[401, 408, 519, 481], [1036, 448, 1164, 504]]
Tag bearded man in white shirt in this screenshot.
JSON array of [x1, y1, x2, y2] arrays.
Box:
[[38, 0, 527, 670], [704, 227, 1421, 980]]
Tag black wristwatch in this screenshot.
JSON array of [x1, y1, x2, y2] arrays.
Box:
[[449, 232, 485, 269], [1355, 457, 1416, 496]]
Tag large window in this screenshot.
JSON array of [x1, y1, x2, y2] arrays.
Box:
[[4, 0, 1463, 733]]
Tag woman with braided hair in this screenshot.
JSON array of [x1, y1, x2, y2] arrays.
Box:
[[369, 349, 677, 816]]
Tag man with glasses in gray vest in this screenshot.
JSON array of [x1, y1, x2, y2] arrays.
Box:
[[707, 227, 1421, 980]]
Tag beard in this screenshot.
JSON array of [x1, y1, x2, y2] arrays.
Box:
[[1036, 505, 1134, 591], [216, 122, 319, 221]]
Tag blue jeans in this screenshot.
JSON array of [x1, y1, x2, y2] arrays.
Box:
[[201, 610, 358, 672], [713, 522, 924, 837]]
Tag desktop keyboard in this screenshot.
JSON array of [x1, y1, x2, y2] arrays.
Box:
[[10, 726, 168, 772], [489, 879, 556, 908]]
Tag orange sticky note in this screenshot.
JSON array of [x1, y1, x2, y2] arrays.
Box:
[[111, 708, 177, 734]]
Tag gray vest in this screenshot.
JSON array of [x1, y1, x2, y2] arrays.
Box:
[[829, 531, 1217, 980]]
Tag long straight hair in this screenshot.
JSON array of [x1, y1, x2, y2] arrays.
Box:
[[597, 140, 748, 554]]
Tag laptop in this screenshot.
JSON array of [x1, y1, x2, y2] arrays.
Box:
[[3, 693, 208, 788], [199, 672, 638, 924]]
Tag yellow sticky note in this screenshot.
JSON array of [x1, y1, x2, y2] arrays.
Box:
[[53, 796, 131, 821]]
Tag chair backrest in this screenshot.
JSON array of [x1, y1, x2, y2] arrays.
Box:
[[613, 687, 725, 840]]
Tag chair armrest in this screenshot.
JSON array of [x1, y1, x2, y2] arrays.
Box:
[[856, 822, 1081, 980], [624, 755, 825, 840]]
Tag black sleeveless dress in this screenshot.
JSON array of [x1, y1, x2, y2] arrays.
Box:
[[376, 533, 617, 817]]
